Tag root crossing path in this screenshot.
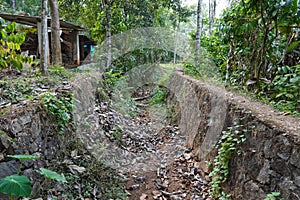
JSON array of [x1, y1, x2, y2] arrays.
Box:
[[79, 85, 212, 200]]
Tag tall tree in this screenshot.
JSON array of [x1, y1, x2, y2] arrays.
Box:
[[49, 0, 62, 65], [40, 0, 48, 74], [101, 0, 112, 68], [208, 0, 216, 35], [170, 4, 193, 63], [196, 0, 202, 53], [10, 0, 15, 11]]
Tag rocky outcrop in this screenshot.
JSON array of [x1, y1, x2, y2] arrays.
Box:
[[169, 69, 300, 200], [0, 102, 59, 199]]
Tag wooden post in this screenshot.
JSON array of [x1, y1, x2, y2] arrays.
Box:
[[37, 22, 41, 57], [80, 37, 85, 61], [37, 22, 49, 62], [72, 31, 80, 65]]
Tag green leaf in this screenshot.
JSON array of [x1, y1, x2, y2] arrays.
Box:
[[11, 59, 23, 70], [285, 93, 294, 99], [0, 174, 32, 197], [38, 168, 67, 183], [7, 154, 40, 161], [286, 41, 300, 53], [290, 77, 299, 83]]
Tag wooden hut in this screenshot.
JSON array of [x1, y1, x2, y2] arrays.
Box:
[[0, 13, 96, 67]]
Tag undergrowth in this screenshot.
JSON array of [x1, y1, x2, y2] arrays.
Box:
[[54, 134, 128, 199], [0, 65, 74, 106], [208, 121, 249, 199], [39, 91, 74, 134], [150, 86, 168, 105], [183, 62, 300, 117]]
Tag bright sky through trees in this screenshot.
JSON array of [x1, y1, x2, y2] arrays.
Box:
[[182, 0, 229, 16]]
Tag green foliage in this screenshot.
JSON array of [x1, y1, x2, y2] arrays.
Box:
[[103, 49, 175, 116], [182, 58, 218, 81], [0, 67, 73, 106], [0, 174, 32, 198], [0, 19, 31, 70], [7, 154, 40, 161], [0, 154, 66, 199], [38, 168, 67, 183], [199, 33, 229, 77], [183, 62, 200, 78], [40, 92, 74, 134], [199, 0, 300, 116], [112, 78, 137, 117], [264, 192, 282, 200], [58, 0, 191, 43], [0, 0, 41, 15], [55, 136, 128, 199], [110, 125, 124, 146], [267, 65, 300, 116], [106, 49, 175, 81], [150, 86, 168, 105], [209, 121, 248, 199], [103, 70, 124, 88]]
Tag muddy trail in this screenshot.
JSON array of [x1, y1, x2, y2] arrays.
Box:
[[82, 83, 212, 200]]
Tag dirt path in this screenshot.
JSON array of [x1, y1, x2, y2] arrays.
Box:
[[86, 84, 213, 200], [125, 150, 211, 200]]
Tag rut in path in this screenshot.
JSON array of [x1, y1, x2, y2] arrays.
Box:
[[79, 84, 212, 200]]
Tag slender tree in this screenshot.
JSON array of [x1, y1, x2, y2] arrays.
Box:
[[209, 0, 216, 35], [40, 0, 48, 74], [49, 0, 62, 65], [101, 0, 112, 68], [196, 0, 202, 53], [11, 0, 16, 11]]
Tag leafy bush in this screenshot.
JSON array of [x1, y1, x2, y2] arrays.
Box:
[[0, 18, 32, 70], [150, 86, 168, 105], [183, 62, 200, 78], [197, 0, 300, 116], [40, 92, 74, 134], [267, 65, 300, 116]]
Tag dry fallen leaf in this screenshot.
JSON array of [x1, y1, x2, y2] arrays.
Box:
[[68, 164, 86, 173], [140, 193, 148, 200]]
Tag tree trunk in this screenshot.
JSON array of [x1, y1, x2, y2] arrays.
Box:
[[103, 0, 112, 68], [40, 0, 49, 74], [196, 0, 202, 53], [49, 0, 62, 65], [226, 42, 234, 83], [173, 23, 179, 64], [209, 0, 216, 35], [11, 0, 16, 11]]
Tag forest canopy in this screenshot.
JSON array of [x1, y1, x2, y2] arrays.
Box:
[[0, 0, 299, 116]]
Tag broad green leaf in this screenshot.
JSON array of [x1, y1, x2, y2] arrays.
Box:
[[38, 168, 67, 183], [290, 77, 299, 83], [7, 154, 40, 161], [285, 93, 294, 99], [5, 22, 16, 33], [11, 59, 23, 70], [0, 174, 32, 197]]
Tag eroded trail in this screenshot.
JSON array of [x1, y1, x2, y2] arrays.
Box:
[[80, 84, 212, 199], [125, 150, 212, 200]]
